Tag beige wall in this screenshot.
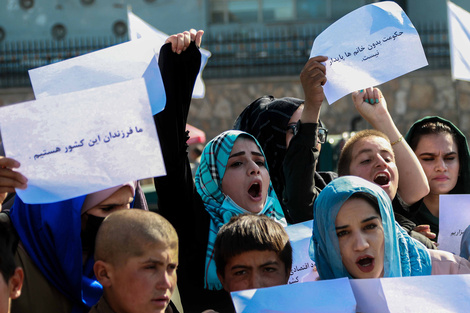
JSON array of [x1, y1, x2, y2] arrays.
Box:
[[2, 69, 470, 142], [190, 69, 470, 141]]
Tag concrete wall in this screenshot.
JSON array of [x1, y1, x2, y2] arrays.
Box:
[[1, 69, 470, 142], [190, 69, 470, 141]]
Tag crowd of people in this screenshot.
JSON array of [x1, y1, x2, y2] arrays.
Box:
[[1, 28, 470, 313]]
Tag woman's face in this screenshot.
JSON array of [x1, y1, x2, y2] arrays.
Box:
[[81, 186, 134, 230], [221, 137, 270, 213], [414, 133, 459, 196], [86, 186, 134, 217], [285, 105, 323, 153], [348, 136, 398, 200], [335, 197, 385, 279], [285, 105, 303, 148]]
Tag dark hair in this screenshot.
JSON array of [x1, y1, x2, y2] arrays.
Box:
[[348, 192, 381, 217], [408, 121, 457, 152], [233, 96, 303, 203], [0, 214, 19, 282], [214, 214, 292, 279], [337, 129, 391, 177]]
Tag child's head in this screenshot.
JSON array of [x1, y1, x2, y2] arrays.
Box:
[[93, 210, 178, 313], [0, 220, 23, 313], [214, 214, 292, 292]]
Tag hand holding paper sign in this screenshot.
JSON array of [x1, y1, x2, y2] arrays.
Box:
[[310, 1, 427, 104], [165, 29, 204, 54], [0, 78, 166, 204], [299, 56, 327, 123], [0, 157, 27, 207]]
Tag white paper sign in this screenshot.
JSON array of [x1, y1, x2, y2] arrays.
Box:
[[285, 220, 319, 284], [448, 1, 470, 82], [127, 10, 212, 99], [28, 38, 166, 115], [310, 1, 428, 104], [351, 275, 470, 313], [0, 79, 165, 204], [231, 277, 356, 313], [438, 194, 470, 255]]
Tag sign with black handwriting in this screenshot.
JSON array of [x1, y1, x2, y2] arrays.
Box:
[[284, 220, 319, 284], [310, 1, 427, 104], [438, 194, 470, 255], [0, 78, 165, 204]]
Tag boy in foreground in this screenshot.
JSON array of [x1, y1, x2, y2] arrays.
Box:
[[215, 214, 292, 293], [0, 214, 23, 313], [90, 210, 179, 313]]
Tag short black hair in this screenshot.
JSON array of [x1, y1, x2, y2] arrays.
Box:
[[0, 213, 19, 282], [214, 214, 292, 279]]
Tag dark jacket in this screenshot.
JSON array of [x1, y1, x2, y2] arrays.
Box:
[[404, 116, 470, 238], [153, 42, 233, 313]]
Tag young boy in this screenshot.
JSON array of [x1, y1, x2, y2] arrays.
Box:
[[90, 210, 179, 313], [214, 214, 292, 293], [0, 214, 23, 313]]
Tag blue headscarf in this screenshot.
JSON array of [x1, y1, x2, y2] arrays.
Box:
[[310, 176, 432, 280], [195, 130, 287, 290], [10, 183, 139, 313]]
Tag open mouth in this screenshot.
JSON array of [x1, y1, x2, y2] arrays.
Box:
[[248, 182, 261, 198], [373, 173, 390, 186], [356, 256, 375, 273]]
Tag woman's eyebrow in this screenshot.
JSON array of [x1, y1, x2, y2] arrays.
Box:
[[335, 216, 379, 230], [252, 151, 264, 157], [228, 151, 246, 159], [361, 216, 379, 223]]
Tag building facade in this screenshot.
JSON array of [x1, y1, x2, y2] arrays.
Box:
[[1, 0, 470, 168]]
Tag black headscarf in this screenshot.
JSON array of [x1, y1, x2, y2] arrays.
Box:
[[405, 116, 470, 195], [233, 95, 304, 201]]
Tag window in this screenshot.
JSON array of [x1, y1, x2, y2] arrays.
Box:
[[228, 0, 258, 23], [297, 0, 327, 20], [262, 0, 294, 22], [208, 0, 368, 24]]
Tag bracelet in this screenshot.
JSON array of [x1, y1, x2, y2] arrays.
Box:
[[391, 135, 404, 146]]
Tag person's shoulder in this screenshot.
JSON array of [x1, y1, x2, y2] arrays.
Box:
[[88, 297, 116, 313], [430, 249, 470, 275]]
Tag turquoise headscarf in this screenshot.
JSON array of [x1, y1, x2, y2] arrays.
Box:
[[310, 176, 432, 280], [195, 130, 287, 290]]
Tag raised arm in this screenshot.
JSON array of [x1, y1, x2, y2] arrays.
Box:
[[153, 29, 203, 225], [352, 87, 429, 205], [283, 56, 329, 222]]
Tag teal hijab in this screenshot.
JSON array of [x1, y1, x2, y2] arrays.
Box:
[[310, 176, 432, 280], [195, 130, 287, 290]]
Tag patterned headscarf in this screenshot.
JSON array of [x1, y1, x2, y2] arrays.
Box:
[[310, 176, 432, 280], [233, 96, 304, 202], [195, 130, 287, 290]]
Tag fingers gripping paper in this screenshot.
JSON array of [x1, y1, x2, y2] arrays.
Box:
[[310, 1, 428, 104]]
